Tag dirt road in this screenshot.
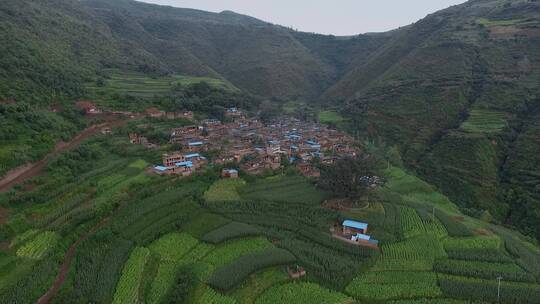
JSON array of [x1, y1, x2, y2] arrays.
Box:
[[0, 114, 134, 192], [35, 215, 112, 304]]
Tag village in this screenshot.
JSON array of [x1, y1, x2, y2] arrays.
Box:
[[127, 107, 361, 178]]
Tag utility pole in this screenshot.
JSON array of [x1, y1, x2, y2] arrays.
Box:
[[432, 207, 435, 220], [497, 276, 503, 302]]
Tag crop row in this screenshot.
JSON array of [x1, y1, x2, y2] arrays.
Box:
[[112, 247, 150, 304], [201, 222, 261, 244], [202, 237, 273, 269], [207, 248, 296, 291], [16, 231, 59, 259], [434, 259, 536, 283], [439, 274, 540, 304], [256, 282, 352, 304], [148, 232, 199, 262], [346, 271, 442, 301], [435, 211, 473, 237]]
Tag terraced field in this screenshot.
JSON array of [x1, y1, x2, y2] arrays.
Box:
[[85, 69, 237, 98], [460, 109, 508, 133], [1, 129, 540, 304]]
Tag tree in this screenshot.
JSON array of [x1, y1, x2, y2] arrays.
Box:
[[318, 156, 375, 198]]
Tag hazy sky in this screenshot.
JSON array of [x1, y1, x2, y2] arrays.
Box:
[[138, 0, 467, 35]]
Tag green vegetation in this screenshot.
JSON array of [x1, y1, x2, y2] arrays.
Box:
[[112, 247, 150, 304], [204, 179, 246, 202], [240, 176, 330, 204], [318, 111, 347, 124], [256, 282, 353, 304], [207, 248, 295, 291], [15, 231, 59, 259], [85, 69, 236, 99], [230, 267, 289, 304], [460, 109, 508, 133], [439, 274, 540, 303], [346, 271, 442, 301], [202, 237, 274, 269], [202, 222, 261, 244], [434, 259, 536, 282]]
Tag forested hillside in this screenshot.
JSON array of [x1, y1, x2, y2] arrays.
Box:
[[324, 0, 540, 239], [0, 0, 539, 239]]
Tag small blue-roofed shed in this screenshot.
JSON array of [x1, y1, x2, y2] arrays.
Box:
[[154, 166, 168, 172], [185, 153, 200, 159], [342, 220, 368, 234], [188, 141, 203, 147]]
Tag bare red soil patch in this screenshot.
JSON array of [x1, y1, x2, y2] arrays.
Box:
[[451, 216, 465, 222], [0, 206, 10, 225]]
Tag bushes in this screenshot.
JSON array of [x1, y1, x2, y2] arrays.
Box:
[[434, 259, 536, 283], [439, 274, 540, 304], [256, 282, 352, 304], [202, 222, 261, 244], [112, 247, 150, 304], [207, 248, 295, 291]]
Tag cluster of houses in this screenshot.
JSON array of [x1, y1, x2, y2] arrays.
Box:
[[153, 151, 208, 176], [154, 107, 360, 177]]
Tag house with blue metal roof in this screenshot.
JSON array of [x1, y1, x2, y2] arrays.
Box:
[[342, 220, 368, 234]]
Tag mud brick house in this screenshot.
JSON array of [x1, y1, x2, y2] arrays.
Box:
[[76, 101, 101, 115], [221, 169, 239, 178]]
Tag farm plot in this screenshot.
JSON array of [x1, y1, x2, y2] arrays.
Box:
[[148, 232, 199, 262], [374, 234, 446, 271], [85, 69, 236, 99], [460, 109, 508, 133], [112, 247, 151, 304], [346, 271, 442, 301], [439, 274, 540, 304], [399, 206, 425, 238], [434, 259, 536, 282], [202, 222, 261, 244], [380, 167, 459, 214], [181, 212, 231, 238], [146, 233, 206, 304], [256, 282, 353, 304], [239, 176, 330, 204], [204, 179, 246, 202], [230, 267, 290, 304], [15, 231, 59, 259], [207, 248, 295, 291], [202, 237, 274, 269]]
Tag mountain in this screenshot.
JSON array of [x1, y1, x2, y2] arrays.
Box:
[[0, 0, 540, 239], [0, 0, 389, 101], [322, 0, 540, 238]]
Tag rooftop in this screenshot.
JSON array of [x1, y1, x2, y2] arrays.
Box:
[[343, 220, 368, 230]]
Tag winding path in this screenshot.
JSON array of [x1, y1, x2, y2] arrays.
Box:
[[35, 215, 112, 304]]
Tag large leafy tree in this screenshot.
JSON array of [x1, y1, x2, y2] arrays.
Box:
[[318, 156, 375, 198]]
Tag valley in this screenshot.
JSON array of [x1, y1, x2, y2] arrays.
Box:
[[0, 0, 539, 303]]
